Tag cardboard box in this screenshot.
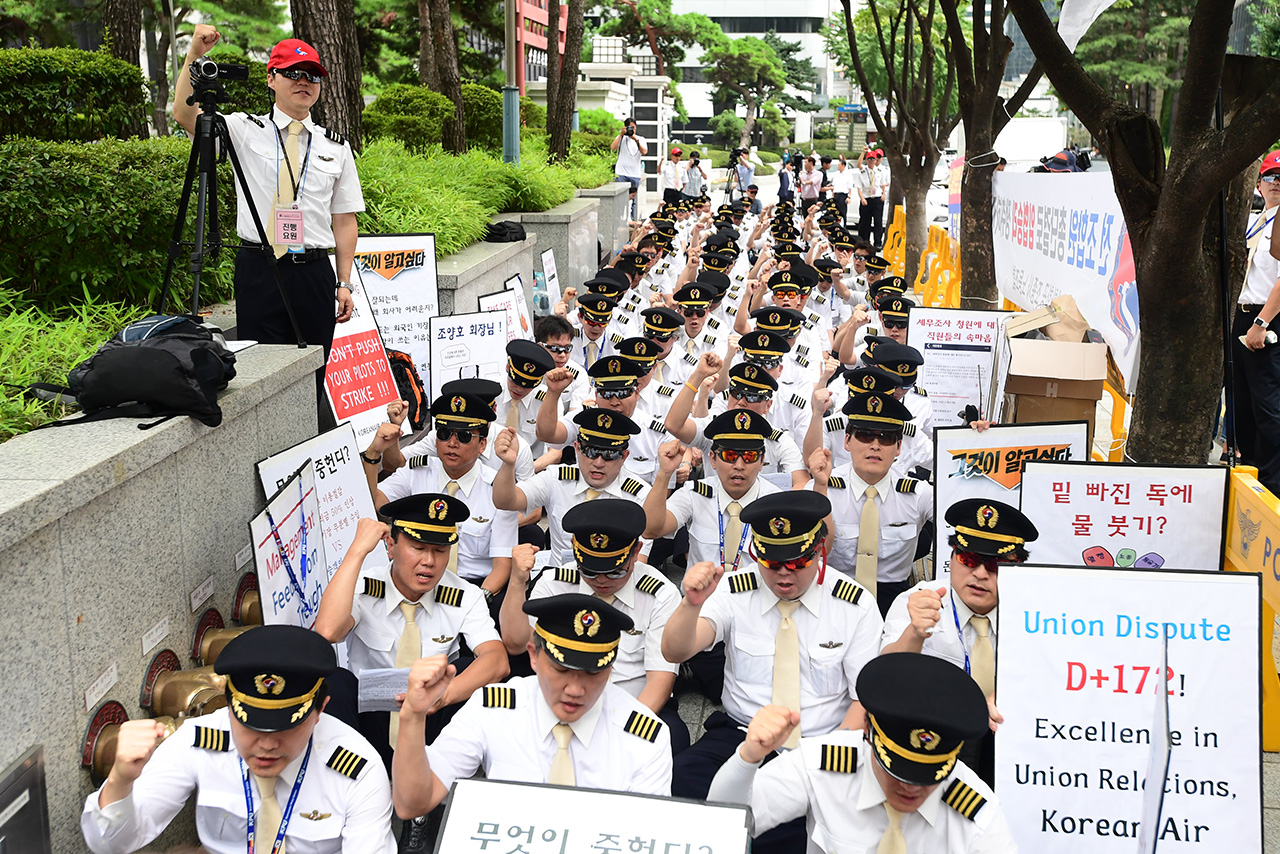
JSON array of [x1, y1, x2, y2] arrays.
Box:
[[1002, 338, 1108, 447]]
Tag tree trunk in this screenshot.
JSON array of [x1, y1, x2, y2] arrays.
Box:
[[899, 167, 930, 286], [291, 0, 364, 150], [142, 2, 170, 136], [547, 0, 584, 161], [417, 0, 440, 89], [545, 0, 561, 124], [431, 0, 466, 153], [739, 100, 756, 150], [103, 0, 146, 138], [958, 117, 997, 308]]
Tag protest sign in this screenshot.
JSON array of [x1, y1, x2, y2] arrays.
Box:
[[540, 248, 562, 307], [438, 779, 750, 853], [324, 275, 401, 447], [947, 155, 964, 239], [906, 307, 1013, 427], [248, 462, 328, 628], [933, 422, 1089, 573], [353, 233, 439, 393], [1019, 462, 1228, 571], [256, 423, 380, 582], [995, 565, 1261, 853], [428, 311, 508, 400], [479, 278, 533, 343], [991, 172, 1139, 388]]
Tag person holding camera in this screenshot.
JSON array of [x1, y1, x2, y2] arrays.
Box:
[[175, 25, 362, 357], [733, 150, 755, 201], [612, 118, 648, 219], [683, 152, 709, 202]]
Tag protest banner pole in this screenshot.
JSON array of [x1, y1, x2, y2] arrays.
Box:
[[1216, 89, 1238, 466]]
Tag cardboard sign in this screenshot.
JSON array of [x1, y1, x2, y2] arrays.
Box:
[[428, 310, 508, 401], [906, 307, 1013, 428], [438, 778, 751, 853], [325, 273, 401, 447], [1019, 462, 1229, 571], [478, 278, 533, 343], [354, 233, 439, 393], [933, 422, 1089, 573], [256, 423, 380, 582], [249, 462, 328, 628], [995, 565, 1261, 853], [540, 248, 562, 307]]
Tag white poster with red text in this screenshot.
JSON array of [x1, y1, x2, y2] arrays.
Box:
[[324, 272, 402, 447]]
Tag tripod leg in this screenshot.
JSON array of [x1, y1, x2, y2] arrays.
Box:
[[157, 135, 203, 315]]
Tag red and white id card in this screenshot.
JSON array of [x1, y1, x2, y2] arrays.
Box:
[[275, 208, 305, 248]]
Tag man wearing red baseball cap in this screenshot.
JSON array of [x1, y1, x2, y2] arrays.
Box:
[[174, 24, 363, 363], [1232, 150, 1280, 495], [661, 146, 685, 204]]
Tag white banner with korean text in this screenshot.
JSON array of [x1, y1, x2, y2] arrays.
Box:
[[353, 233, 439, 389], [907, 308, 1014, 428], [428, 311, 509, 401]]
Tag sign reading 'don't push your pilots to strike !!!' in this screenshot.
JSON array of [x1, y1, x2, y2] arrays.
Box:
[[995, 565, 1261, 853]]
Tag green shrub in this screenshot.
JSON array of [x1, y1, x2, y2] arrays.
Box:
[[758, 150, 780, 163], [204, 46, 272, 116], [362, 83, 454, 152], [0, 47, 147, 141], [577, 107, 617, 137], [520, 96, 546, 129], [571, 130, 613, 157], [504, 160, 576, 211], [708, 111, 744, 148], [461, 82, 502, 150]]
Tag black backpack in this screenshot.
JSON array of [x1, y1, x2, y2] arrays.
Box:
[[31, 315, 237, 429], [384, 348, 427, 430], [484, 221, 527, 242]]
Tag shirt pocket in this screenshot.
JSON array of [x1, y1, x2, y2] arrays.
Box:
[[304, 149, 343, 199], [284, 806, 345, 853], [732, 630, 776, 686], [881, 522, 919, 565], [195, 787, 245, 842], [355, 623, 398, 657], [807, 642, 848, 696]]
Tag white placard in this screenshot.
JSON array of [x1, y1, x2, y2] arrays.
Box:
[[84, 662, 118, 712], [189, 575, 214, 612], [249, 461, 329, 628], [992, 172, 1139, 388], [507, 275, 533, 340], [428, 311, 509, 401], [235, 543, 252, 570], [478, 285, 529, 344], [325, 269, 403, 447], [1019, 462, 1228, 571], [438, 778, 750, 853], [907, 307, 1013, 428], [354, 233, 439, 393], [541, 248, 562, 306], [257, 423, 380, 583], [995, 565, 1261, 853], [933, 422, 1090, 573], [141, 617, 170, 656]]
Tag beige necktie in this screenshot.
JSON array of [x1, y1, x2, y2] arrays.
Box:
[[654, 361, 666, 385], [969, 614, 995, 696], [685, 337, 697, 354], [587, 340, 599, 365], [585, 488, 602, 500], [505, 405, 519, 431], [389, 601, 422, 743], [272, 120, 303, 258], [723, 500, 743, 570], [444, 480, 461, 573], [856, 486, 879, 597], [878, 803, 907, 854], [548, 723, 576, 785], [772, 599, 802, 749], [253, 774, 284, 853]]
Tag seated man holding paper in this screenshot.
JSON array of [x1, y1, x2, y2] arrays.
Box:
[[393, 593, 673, 818]]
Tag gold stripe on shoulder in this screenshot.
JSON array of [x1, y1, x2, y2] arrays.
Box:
[[728, 572, 759, 594], [193, 726, 230, 751], [362, 578, 386, 599], [819, 743, 858, 773], [636, 574, 664, 595], [435, 586, 463, 607], [943, 779, 986, 820], [483, 685, 516, 709], [555, 566, 580, 584], [624, 710, 663, 742], [621, 477, 644, 496], [693, 481, 713, 498], [326, 746, 368, 779], [896, 478, 919, 494], [559, 466, 580, 482], [831, 578, 864, 605], [827, 476, 847, 489], [825, 417, 845, 433], [407, 455, 430, 469]]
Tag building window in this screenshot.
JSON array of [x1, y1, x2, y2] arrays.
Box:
[[593, 36, 627, 63]]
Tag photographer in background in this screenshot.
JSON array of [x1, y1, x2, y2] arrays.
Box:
[[174, 24, 362, 357], [612, 117, 648, 219], [733, 149, 755, 202]]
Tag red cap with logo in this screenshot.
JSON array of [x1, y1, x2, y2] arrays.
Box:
[[1262, 150, 1280, 176], [671, 147, 682, 156], [268, 38, 327, 76]]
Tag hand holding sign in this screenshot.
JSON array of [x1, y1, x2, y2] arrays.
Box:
[[682, 561, 724, 607], [741, 705, 801, 763], [907, 587, 947, 641]]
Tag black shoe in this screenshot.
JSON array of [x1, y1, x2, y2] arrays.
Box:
[[399, 815, 431, 854]]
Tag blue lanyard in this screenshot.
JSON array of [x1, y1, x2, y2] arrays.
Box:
[[949, 589, 970, 676], [718, 500, 751, 574], [240, 740, 312, 854], [264, 480, 313, 620], [1248, 210, 1277, 241]]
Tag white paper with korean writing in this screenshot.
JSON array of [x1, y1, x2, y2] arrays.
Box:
[[906, 307, 1014, 428], [353, 233, 439, 389], [256, 423, 381, 584], [438, 778, 751, 854], [507, 275, 534, 340], [933, 422, 1089, 573], [1019, 462, 1228, 571], [248, 461, 329, 629], [991, 172, 1139, 388], [994, 565, 1260, 854], [428, 310, 509, 401], [325, 268, 403, 447], [541, 248, 562, 306]]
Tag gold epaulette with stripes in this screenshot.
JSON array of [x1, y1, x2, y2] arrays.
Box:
[[796, 355, 810, 368], [657, 385, 676, 396], [866, 326, 879, 337], [566, 365, 580, 378], [650, 420, 668, 434], [636, 574, 665, 595], [620, 477, 645, 496], [825, 417, 845, 433], [326, 747, 368, 779], [536, 389, 547, 401], [611, 333, 624, 344], [819, 743, 858, 773], [827, 476, 847, 489], [693, 481, 713, 498], [362, 578, 386, 599], [943, 779, 987, 820], [726, 305, 738, 315], [624, 710, 664, 742], [483, 685, 517, 709], [797, 345, 810, 357], [703, 334, 717, 345], [559, 465, 580, 482], [914, 386, 928, 396], [555, 566, 580, 584], [728, 572, 759, 594], [896, 477, 920, 494], [814, 294, 827, 305], [192, 726, 229, 751], [707, 317, 722, 329], [789, 394, 807, 409], [435, 585, 464, 607], [903, 422, 917, 437], [831, 578, 865, 605], [807, 313, 821, 325], [408, 455, 430, 469], [683, 352, 699, 365], [768, 429, 782, 441]]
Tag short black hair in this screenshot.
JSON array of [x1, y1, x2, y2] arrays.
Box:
[[748, 184, 759, 191], [636, 234, 660, 252], [624, 116, 636, 126], [536, 314, 574, 342]]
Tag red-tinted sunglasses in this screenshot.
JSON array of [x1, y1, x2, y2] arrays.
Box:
[[953, 550, 1008, 572]]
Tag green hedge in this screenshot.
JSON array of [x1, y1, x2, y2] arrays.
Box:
[[0, 47, 148, 141], [362, 83, 455, 152], [577, 107, 617, 136], [461, 82, 502, 150], [521, 96, 546, 129]]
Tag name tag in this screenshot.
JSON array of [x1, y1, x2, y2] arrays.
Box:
[[275, 208, 305, 248]]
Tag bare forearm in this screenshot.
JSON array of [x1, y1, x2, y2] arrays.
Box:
[[483, 557, 511, 595], [637, 671, 677, 714], [880, 626, 926, 655], [661, 602, 706, 663], [333, 213, 358, 282], [492, 463, 525, 511]]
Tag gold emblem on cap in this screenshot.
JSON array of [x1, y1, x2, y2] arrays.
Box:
[[254, 674, 286, 696], [769, 517, 791, 536], [744, 365, 758, 379], [451, 395, 465, 412], [910, 729, 942, 751], [590, 532, 609, 549], [898, 363, 911, 374], [735, 411, 750, 430], [608, 358, 622, 374], [868, 397, 883, 414], [861, 375, 876, 389], [573, 609, 602, 638], [977, 504, 998, 528], [524, 362, 536, 374], [599, 413, 613, 429], [430, 499, 448, 521]]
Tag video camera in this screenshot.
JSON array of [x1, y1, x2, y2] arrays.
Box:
[[188, 59, 249, 105], [730, 147, 747, 161]]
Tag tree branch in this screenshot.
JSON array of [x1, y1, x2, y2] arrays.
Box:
[[1171, 0, 1236, 144], [1007, 0, 1112, 133], [996, 60, 1043, 134], [940, 0, 975, 113], [843, 0, 892, 142], [1211, 82, 1280, 187]]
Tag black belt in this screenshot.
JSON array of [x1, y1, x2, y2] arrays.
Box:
[[1240, 304, 1264, 314], [240, 242, 332, 264]]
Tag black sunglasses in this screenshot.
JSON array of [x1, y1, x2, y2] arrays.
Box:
[[437, 426, 480, 444], [645, 331, 675, 343], [578, 565, 631, 579], [274, 68, 323, 83], [543, 344, 573, 354], [883, 319, 909, 330], [729, 388, 773, 403], [745, 357, 782, 370], [579, 445, 626, 461], [595, 387, 635, 400], [681, 307, 708, 318], [848, 428, 902, 445]]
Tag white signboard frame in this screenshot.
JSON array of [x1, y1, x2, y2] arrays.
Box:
[[428, 310, 509, 401], [907, 307, 1013, 428], [1019, 461, 1229, 572], [438, 778, 751, 853], [248, 461, 329, 628], [995, 565, 1261, 854], [324, 270, 403, 447], [540, 248, 563, 307], [478, 278, 534, 343], [353, 232, 440, 392], [933, 421, 1090, 573]]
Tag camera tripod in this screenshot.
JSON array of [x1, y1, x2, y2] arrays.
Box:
[[156, 74, 305, 347]]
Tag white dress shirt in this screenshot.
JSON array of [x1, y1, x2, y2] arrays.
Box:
[[810, 465, 933, 583]]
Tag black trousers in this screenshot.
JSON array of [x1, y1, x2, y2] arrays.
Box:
[[1232, 305, 1280, 495], [875, 578, 914, 618], [234, 247, 339, 356], [834, 192, 849, 222], [858, 198, 885, 247], [663, 188, 683, 204], [801, 197, 820, 216]]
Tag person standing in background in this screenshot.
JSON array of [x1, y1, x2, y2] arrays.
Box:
[[612, 117, 648, 220]]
